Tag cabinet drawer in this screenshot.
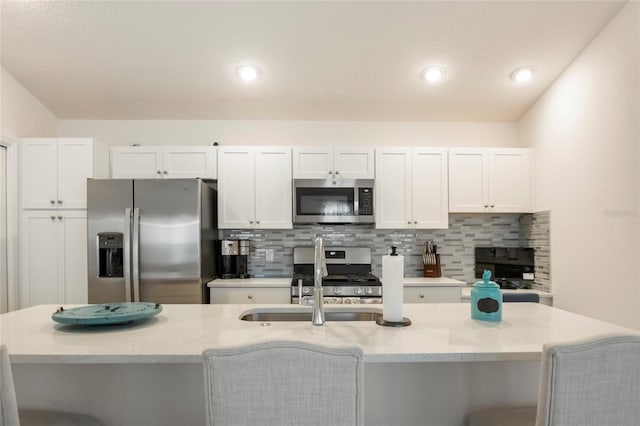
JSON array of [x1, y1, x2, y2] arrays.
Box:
[[209, 287, 290, 304], [403, 287, 461, 303]]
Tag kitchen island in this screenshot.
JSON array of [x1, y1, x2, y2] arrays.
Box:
[[1, 303, 635, 426]]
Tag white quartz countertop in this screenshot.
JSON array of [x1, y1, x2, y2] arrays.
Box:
[[207, 277, 465, 288], [461, 287, 553, 299], [2, 303, 633, 365]]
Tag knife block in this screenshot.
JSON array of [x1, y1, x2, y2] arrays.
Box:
[[423, 254, 441, 278]]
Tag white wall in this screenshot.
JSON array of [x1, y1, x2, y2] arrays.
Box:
[[0, 67, 58, 139], [57, 119, 518, 148], [518, 2, 640, 329]]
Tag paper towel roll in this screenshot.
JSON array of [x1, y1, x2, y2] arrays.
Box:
[[382, 252, 404, 322]]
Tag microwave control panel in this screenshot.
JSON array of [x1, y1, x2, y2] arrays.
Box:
[[358, 188, 374, 215]]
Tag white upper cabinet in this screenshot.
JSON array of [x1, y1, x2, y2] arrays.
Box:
[[449, 148, 534, 213], [292, 146, 374, 179], [110, 146, 217, 179], [375, 148, 448, 229], [20, 138, 109, 209], [218, 146, 292, 229]]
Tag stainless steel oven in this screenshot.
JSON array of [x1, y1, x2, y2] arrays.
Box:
[[291, 246, 382, 304], [293, 179, 374, 224]]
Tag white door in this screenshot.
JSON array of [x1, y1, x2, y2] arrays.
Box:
[[218, 147, 255, 228], [0, 146, 7, 313], [448, 149, 489, 212], [19, 138, 58, 209], [254, 147, 292, 229], [59, 211, 88, 304], [375, 148, 412, 229], [110, 147, 163, 178], [163, 146, 217, 179], [412, 148, 449, 229], [489, 149, 534, 212], [57, 138, 94, 209], [20, 211, 61, 307], [333, 147, 375, 179], [292, 147, 333, 179]]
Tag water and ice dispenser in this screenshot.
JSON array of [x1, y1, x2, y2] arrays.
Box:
[[98, 233, 124, 278]]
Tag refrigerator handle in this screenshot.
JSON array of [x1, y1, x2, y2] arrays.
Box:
[[124, 208, 132, 302], [132, 207, 141, 302]]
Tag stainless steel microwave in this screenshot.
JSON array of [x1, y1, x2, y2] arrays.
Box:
[[293, 179, 375, 224]]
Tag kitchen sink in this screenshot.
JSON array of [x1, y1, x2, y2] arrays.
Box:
[[239, 306, 382, 322]]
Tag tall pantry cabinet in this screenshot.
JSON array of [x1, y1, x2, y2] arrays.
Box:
[[18, 138, 109, 308]]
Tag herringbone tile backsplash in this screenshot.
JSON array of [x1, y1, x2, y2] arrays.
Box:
[[222, 211, 551, 290]]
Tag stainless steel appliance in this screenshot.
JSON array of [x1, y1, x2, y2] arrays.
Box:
[[293, 179, 374, 224], [291, 246, 382, 304], [87, 178, 218, 304], [220, 239, 250, 279], [474, 247, 535, 289]]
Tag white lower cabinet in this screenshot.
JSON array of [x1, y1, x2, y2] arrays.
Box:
[[404, 286, 462, 303], [19, 210, 87, 308], [209, 287, 290, 304]]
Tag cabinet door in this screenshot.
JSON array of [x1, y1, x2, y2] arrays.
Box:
[[488, 149, 534, 213], [59, 211, 88, 304], [404, 287, 461, 303], [292, 147, 333, 178], [210, 287, 290, 304], [375, 148, 412, 229], [19, 211, 62, 307], [19, 138, 58, 209], [254, 147, 292, 229], [333, 147, 375, 179], [57, 138, 94, 209], [163, 146, 217, 178], [110, 147, 163, 178], [448, 149, 489, 212], [411, 149, 449, 229], [218, 147, 255, 228]]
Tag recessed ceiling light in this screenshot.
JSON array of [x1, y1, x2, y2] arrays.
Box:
[[510, 66, 535, 83], [236, 65, 260, 82], [421, 66, 446, 83]]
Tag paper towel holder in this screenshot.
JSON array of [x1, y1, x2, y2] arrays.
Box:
[[376, 316, 411, 327]]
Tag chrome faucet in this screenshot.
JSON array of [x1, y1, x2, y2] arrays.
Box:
[[312, 236, 327, 325]]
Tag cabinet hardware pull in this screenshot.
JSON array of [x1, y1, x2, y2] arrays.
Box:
[[249, 221, 253, 224], [57, 216, 62, 220], [50, 200, 55, 205], [407, 221, 411, 224], [156, 170, 162, 174], [484, 205, 489, 208], [419, 294, 425, 299], [57, 200, 62, 204], [247, 295, 253, 300], [335, 170, 339, 174], [256, 221, 260, 225], [414, 221, 417, 224], [328, 170, 333, 174], [50, 216, 55, 220], [490, 205, 495, 208], [163, 170, 168, 175]]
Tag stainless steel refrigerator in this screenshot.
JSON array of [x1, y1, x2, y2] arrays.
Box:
[[87, 178, 218, 304]]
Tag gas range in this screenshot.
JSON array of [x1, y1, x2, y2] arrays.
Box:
[[291, 247, 382, 304]]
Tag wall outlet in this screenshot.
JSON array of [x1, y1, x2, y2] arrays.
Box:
[[265, 249, 274, 262]]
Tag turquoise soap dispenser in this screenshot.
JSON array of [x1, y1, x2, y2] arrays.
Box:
[[471, 270, 503, 321]]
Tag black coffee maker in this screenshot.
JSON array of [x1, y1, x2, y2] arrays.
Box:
[[220, 239, 251, 278]]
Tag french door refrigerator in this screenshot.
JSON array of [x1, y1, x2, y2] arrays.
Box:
[[87, 178, 218, 304]]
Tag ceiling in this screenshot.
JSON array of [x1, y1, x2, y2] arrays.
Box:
[[0, 1, 627, 122]]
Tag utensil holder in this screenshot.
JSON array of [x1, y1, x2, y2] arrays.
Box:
[[423, 254, 441, 278]]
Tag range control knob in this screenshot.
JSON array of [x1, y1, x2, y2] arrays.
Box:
[[333, 287, 342, 295], [303, 287, 311, 295], [354, 287, 363, 295], [365, 287, 373, 295]]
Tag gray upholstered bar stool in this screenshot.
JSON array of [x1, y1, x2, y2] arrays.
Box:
[[1, 344, 104, 426], [202, 340, 364, 426], [468, 334, 640, 426]]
